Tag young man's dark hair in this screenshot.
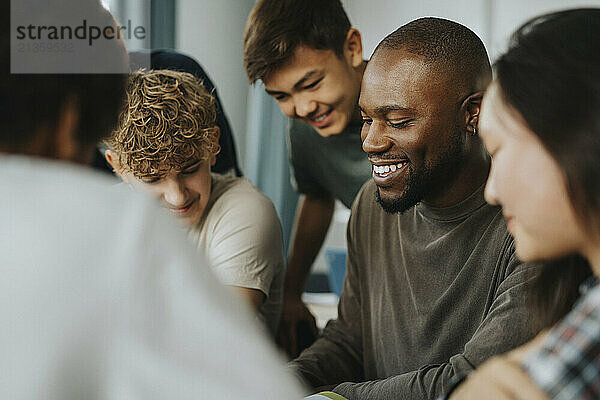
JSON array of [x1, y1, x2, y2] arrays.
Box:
[[243, 0, 351, 83], [0, 0, 127, 162]]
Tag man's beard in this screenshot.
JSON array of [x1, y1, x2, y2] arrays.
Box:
[[376, 131, 465, 214]]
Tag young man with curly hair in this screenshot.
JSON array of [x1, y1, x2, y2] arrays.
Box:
[[105, 69, 284, 335]]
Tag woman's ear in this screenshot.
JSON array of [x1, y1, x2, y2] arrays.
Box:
[[210, 127, 221, 167]]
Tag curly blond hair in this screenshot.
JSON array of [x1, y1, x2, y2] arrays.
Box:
[[106, 69, 219, 178]]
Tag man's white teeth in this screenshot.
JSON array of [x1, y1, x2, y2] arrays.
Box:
[[373, 163, 406, 176]]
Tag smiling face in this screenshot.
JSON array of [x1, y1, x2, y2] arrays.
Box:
[[263, 34, 364, 137], [480, 82, 586, 261], [359, 49, 470, 213], [120, 158, 213, 227]]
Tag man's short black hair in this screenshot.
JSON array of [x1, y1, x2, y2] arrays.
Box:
[[0, 0, 127, 157], [374, 17, 492, 92]]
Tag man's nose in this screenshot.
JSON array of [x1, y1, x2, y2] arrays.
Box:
[[294, 95, 318, 118], [362, 121, 391, 155], [163, 177, 189, 207]]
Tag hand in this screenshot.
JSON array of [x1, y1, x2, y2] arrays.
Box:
[[450, 356, 549, 400], [506, 329, 550, 363], [277, 295, 319, 358]]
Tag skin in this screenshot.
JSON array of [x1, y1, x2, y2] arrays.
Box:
[[263, 29, 366, 137], [109, 155, 214, 227], [265, 29, 366, 357], [481, 82, 586, 263], [105, 129, 266, 311], [451, 81, 600, 400], [359, 48, 489, 212]]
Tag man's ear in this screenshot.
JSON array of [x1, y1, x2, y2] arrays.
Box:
[[462, 91, 484, 135], [210, 127, 221, 167], [104, 149, 122, 176], [344, 28, 363, 68]]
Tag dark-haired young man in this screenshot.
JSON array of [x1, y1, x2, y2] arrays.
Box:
[[288, 18, 542, 399], [243, 0, 372, 357], [0, 1, 304, 398]]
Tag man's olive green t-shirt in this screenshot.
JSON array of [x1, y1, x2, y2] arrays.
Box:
[[290, 180, 542, 399]]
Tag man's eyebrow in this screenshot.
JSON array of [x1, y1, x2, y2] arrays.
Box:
[[293, 70, 322, 90], [264, 70, 323, 96], [373, 104, 417, 115], [265, 88, 285, 96]]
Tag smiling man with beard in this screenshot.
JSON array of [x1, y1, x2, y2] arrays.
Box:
[[288, 18, 543, 400]]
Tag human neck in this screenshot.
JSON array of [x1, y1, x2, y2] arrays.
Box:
[[423, 148, 490, 209]]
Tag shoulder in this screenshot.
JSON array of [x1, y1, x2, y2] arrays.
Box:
[[207, 174, 281, 234], [0, 155, 205, 278], [522, 283, 600, 398], [211, 175, 276, 212], [0, 155, 159, 226]]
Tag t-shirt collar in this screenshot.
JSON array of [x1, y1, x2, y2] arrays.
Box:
[[416, 182, 488, 221]]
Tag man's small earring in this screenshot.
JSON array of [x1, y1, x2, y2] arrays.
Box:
[[472, 127, 478, 136]]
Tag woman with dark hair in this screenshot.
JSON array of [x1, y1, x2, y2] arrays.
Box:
[[448, 8, 600, 400]]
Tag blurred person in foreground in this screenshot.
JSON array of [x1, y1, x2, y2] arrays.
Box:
[[0, 1, 304, 398], [450, 8, 600, 400], [105, 69, 284, 336]]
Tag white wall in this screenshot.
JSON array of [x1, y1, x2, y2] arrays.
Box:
[[176, 0, 255, 170], [342, 0, 490, 59], [488, 0, 600, 59], [343, 0, 600, 62]]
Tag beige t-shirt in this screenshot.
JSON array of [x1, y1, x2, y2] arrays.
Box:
[[188, 173, 284, 335]]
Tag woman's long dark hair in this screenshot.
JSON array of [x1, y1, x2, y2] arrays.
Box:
[[495, 9, 600, 327]]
